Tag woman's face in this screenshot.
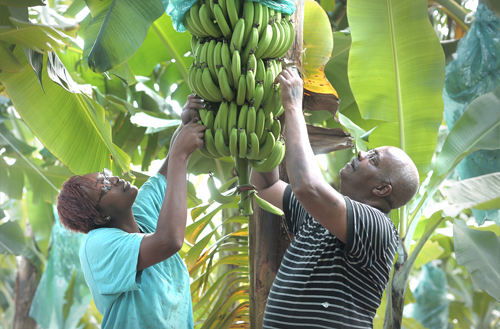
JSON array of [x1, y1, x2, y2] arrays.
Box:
[[82, 171, 139, 214]]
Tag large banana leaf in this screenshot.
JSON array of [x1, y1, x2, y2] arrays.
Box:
[[453, 219, 500, 302], [411, 86, 500, 223], [0, 46, 132, 176], [347, 0, 445, 180], [83, 0, 164, 73], [443, 173, 500, 211]]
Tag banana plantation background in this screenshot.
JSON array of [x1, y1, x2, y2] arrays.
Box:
[[0, 0, 499, 328]]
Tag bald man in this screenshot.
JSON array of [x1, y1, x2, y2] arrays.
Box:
[[250, 69, 419, 328]]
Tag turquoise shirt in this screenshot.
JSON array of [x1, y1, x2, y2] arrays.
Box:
[[79, 173, 193, 329]]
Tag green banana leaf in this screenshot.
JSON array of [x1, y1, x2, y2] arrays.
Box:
[[443, 172, 500, 211], [347, 0, 445, 181], [0, 46, 132, 176], [453, 219, 500, 302], [83, 0, 164, 73], [412, 86, 500, 220], [0, 0, 44, 6], [0, 220, 25, 255]]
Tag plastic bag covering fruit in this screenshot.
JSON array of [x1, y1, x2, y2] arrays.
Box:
[[443, 4, 500, 225]]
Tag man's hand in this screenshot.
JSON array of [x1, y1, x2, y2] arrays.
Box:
[[275, 69, 303, 112], [171, 118, 206, 160], [181, 94, 205, 125]]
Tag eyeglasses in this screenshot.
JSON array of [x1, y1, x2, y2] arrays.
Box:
[[366, 149, 392, 185], [96, 168, 113, 205]]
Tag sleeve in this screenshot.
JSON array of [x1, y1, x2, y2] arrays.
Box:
[[132, 173, 167, 231], [343, 196, 399, 269], [81, 228, 145, 295], [283, 184, 309, 235]]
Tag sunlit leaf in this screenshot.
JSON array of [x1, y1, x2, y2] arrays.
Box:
[[0, 220, 26, 255], [454, 219, 500, 302], [347, 0, 445, 181], [444, 172, 500, 211]]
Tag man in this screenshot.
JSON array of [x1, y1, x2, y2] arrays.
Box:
[[250, 69, 420, 328]]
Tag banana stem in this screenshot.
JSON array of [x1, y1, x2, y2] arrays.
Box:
[[235, 157, 253, 216]]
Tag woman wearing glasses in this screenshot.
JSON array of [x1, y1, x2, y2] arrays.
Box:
[[56, 95, 205, 329]]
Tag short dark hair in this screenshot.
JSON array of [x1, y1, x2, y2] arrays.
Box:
[[57, 176, 101, 233], [387, 164, 420, 209]]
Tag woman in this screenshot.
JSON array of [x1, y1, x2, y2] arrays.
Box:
[[56, 95, 206, 329]]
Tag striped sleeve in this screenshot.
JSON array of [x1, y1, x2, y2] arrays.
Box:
[[283, 185, 308, 235], [343, 196, 398, 270]]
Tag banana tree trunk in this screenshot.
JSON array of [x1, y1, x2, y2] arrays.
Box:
[[248, 1, 304, 328]]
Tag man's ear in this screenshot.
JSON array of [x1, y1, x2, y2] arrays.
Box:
[[94, 215, 111, 226], [372, 184, 392, 198]]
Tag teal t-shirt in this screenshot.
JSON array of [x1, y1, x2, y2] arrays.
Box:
[[79, 173, 193, 329]]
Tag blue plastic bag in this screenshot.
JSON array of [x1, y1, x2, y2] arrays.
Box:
[[163, 0, 296, 32], [443, 4, 500, 225]]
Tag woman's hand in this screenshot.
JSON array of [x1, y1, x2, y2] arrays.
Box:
[[181, 94, 205, 125], [170, 118, 206, 160], [275, 69, 303, 113]]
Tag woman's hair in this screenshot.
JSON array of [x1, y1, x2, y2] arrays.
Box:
[[57, 175, 101, 234]]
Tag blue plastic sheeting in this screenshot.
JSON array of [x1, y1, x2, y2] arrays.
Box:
[[162, 0, 296, 32], [29, 206, 91, 329], [404, 263, 449, 329], [443, 4, 500, 226]]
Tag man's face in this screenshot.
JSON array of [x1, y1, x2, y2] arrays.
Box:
[[339, 147, 392, 200]]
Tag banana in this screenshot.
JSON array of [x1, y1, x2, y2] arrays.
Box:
[[230, 18, 245, 55], [246, 68, 255, 102], [199, 145, 219, 158], [262, 21, 280, 58], [190, 2, 210, 37], [255, 130, 275, 159], [229, 127, 239, 157], [231, 50, 241, 89], [274, 105, 285, 117], [198, 40, 209, 67], [221, 40, 234, 87], [198, 108, 208, 124], [253, 2, 264, 37], [254, 107, 265, 140], [204, 109, 215, 131], [238, 128, 248, 158], [187, 63, 197, 93], [247, 53, 257, 73], [254, 23, 273, 59], [218, 66, 235, 102], [207, 172, 237, 204], [271, 87, 283, 116], [195, 66, 211, 101], [242, 0, 254, 45], [275, 19, 289, 58], [205, 128, 222, 157], [214, 4, 232, 39], [206, 0, 216, 19], [276, 11, 282, 21], [263, 83, 279, 116], [202, 66, 224, 101], [241, 26, 259, 65], [249, 137, 285, 172], [237, 103, 248, 130], [247, 132, 259, 159], [236, 74, 246, 106], [226, 0, 239, 29], [246, 105, 256, 136], [278, 17, 294, 58], [271, 116, 281, 140], [259, 4, 270, 38], [255, 58, 266, 83], [185, 7, 206, 38], [218, 0, 228, 20], [214, 40, 223, 73], [191, 35, 200, 55], [264, 111, 273, 132], [228, 101, 238, 132], [215, 127, 231, 156], [217, 101, 229, 141], [269, 18, 285, 58], [199, 4, 223, 38], [207, 39, 218, 81], [252, 191, 284, 216], [263, 61, 274, 99], [253, 80, 264, 110]]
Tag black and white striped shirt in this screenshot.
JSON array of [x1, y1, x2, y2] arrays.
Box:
[[263, 185, 399, 328]]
